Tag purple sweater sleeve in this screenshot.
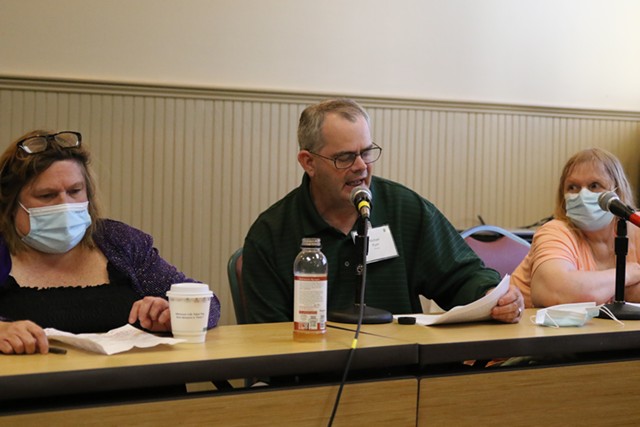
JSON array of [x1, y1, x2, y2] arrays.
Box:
[[0, 239, 9, 286], [0, 239, 10, 321], [94, 219, 221, 329]]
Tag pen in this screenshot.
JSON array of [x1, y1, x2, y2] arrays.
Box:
[[49, 346, 67, 355]]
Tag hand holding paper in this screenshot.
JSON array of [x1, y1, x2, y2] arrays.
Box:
[[394, 274, 511, 326]]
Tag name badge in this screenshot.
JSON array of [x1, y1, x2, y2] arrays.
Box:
[[351, 224, 399, 264]]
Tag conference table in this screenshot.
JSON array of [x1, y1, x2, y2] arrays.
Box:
[[2, 310, 640, 426], [358, 313, 640, 425]]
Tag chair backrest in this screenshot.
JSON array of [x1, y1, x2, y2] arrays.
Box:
[[460, 225, 531, 279], [227, 248, 247, 324]]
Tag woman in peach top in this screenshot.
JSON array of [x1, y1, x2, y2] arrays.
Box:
[[511, 148, 640, 307]]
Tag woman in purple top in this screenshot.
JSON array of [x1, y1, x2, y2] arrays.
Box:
[[0, 130, 220, 354]]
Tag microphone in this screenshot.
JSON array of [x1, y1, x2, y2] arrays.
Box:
[[598, 191, 640, 228], [350, 186, 372, 219]]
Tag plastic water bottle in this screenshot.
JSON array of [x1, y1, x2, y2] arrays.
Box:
[[293, 237, 328, 339]]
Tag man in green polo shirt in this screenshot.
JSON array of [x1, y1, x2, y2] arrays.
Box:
[[242, 98, 524, 324]]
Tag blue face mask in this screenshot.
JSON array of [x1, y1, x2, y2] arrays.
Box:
[[19, 202, 91, 254], [565, 188, 614, 231], [532, 302, 621, 328], [533, 302, 601, 327]]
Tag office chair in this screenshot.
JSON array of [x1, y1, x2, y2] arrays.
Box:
[[227, 248, 267, 388], [227, 247, 247, 324], [460, 225, 531, 278]]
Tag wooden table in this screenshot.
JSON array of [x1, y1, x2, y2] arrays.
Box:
[[357, 308, 640, 365], [4, 311, 640, 426], [354, 309, 640, 426], [1, 322, 418, 426]]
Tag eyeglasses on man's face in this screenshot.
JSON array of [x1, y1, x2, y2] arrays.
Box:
[[309, 143, 382, 169], [17, 131, 82, 155]]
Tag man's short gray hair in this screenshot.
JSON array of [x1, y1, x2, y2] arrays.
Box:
[[297, 98, 370, 152]]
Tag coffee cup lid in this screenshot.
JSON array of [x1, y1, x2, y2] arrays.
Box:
[[166, 283, 213, 297]]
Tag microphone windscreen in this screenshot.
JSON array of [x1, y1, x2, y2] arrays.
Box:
[[597, 191, 618, 211], [350, 186, 372, 204]]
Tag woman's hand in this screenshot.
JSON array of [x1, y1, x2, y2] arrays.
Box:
[[129, 296, 171, 332], [0, 320, 49, 354]]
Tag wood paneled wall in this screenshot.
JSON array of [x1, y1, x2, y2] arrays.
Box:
[[1, 77, 639, 325]]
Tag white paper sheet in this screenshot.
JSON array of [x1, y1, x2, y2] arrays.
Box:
[[44, 324, 185, 355], [394, 274, 511, 326]]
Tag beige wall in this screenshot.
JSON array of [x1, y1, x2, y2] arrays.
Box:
[[1, 0, 640, 111]]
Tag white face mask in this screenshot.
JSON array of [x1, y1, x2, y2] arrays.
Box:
[[565, 188, 614, 231], [532, 302, 620, 327], [19, 201, 91, 254]]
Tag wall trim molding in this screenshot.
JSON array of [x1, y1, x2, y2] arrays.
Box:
[[2, 75, 639, 121]]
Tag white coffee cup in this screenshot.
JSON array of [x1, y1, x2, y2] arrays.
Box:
[[166, 283, 213, 343]]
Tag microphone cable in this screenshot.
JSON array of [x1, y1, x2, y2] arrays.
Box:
[[327, 230, 368, 426]]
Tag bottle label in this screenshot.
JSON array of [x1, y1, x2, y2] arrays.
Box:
[[293, 274, 327, 332]]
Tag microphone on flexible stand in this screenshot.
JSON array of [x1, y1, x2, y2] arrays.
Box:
[[598, 191, 640, 228], [327, 186, 393, 324], [596, 191, 640, 319]]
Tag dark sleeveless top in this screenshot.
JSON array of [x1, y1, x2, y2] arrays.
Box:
[[0, 263, 141, 333]]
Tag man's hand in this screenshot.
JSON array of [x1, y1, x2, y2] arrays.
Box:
[[490, 284, 524, 323]]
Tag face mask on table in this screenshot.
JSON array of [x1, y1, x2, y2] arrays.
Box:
[[532, 302, 620, 327], [565, 188, 614, 231], [19, 201, 91, 254]]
